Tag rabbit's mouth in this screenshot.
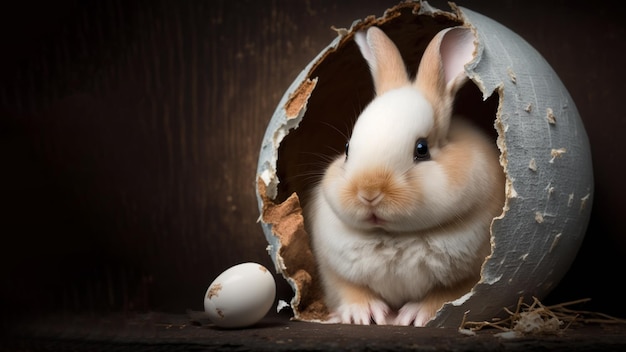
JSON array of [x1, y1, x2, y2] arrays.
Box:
[[366, 213, 387, 227]]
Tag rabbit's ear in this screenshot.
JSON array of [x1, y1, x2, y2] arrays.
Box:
[[415, 27, 476, 144], [355, 27, 410, 96]]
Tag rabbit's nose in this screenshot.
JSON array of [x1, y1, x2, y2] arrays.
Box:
[[358, 190, 384, 206]]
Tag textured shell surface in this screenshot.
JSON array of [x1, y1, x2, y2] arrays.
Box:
[[255, 1, 593, 327]]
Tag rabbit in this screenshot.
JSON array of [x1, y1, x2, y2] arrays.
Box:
[[305, 26, 505, 327]]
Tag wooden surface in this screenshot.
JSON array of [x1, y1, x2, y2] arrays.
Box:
[[1, 0, 625, 331], [5, 312, 626, 351]]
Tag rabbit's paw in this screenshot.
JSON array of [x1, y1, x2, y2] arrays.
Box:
[[328, 298, 391, 325], [394, 301, 437, 327]]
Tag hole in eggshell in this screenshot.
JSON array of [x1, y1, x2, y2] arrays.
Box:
[[263, 3, 504, 323]]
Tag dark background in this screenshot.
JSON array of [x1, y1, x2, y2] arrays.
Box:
[[1, 0, 624, 321]]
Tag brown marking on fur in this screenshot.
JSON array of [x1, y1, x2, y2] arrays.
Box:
[[439, 119, 502, 192], [415, 28, 474, 148], [415, 36, 448, 145], [366, 27, 411, 96], [425, 118, 505, 242], [344, 168, 421, 211], [334, 119, 504, 240], [418, 275, 479, 323], [437, 123, 477, 190], [351, 169, 393, 199], [258, 265, 268, 273], [323, 265, 383, 309]]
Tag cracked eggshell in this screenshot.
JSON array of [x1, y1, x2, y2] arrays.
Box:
[[255, 1, 593, 327], [204, 263, 276, 328]]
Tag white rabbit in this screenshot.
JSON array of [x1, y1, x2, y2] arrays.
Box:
[[306, 26, 505, 326]]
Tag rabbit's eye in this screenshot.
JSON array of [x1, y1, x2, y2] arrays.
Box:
[[414, 138, 430, 161], [345, 142, 350, 159]]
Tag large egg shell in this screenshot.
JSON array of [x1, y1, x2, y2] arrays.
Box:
[[204, 262, 276, 328], [255, 1, 593, 327]]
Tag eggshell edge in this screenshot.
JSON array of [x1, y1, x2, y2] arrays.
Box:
[[255, 0, 593, 327]]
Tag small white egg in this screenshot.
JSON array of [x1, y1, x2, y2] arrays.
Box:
[[204, 262, 276, 328]]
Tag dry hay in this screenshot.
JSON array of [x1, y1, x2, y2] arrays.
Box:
[[458, 297, 626, 338]]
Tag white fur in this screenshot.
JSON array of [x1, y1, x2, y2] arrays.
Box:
[[311, 167, 489, 309], [306, 26, 503, 327], [346, 87, 434, 176]]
